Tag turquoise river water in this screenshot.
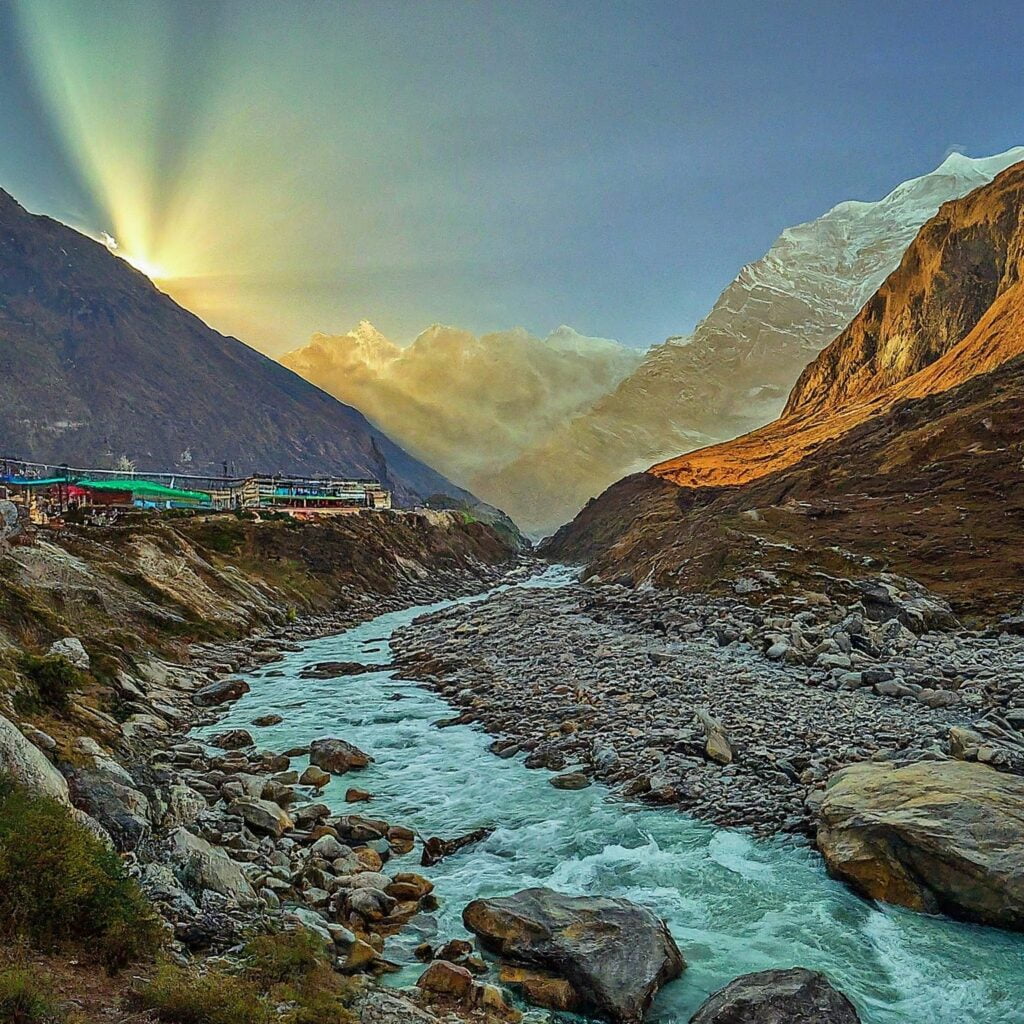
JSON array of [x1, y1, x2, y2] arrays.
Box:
[[195, 567, 1022, 1023]]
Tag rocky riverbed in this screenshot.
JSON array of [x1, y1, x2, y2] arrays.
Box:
[[392, 573, 1024, 839]]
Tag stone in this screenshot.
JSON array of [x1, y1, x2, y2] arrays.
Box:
[[193, 678, 250, 707], [47, 637, 90, 670], [550, 772, 591, 790], [251, 713, 284, 726], [345, 886, 396, 921], [463, 887, 684, 1023], [293, 801, 331, 827], [345, 787, 373, 802], [300, 765, 332, 788], [695, 708, 733, 766], [310, 833, 348, 859], [167, 827, 257, 905], [210, 729, 254, 749], [688, 968, 861, 1023], [226, 797, 294, 837], [0, 714, 69, 804], [309, 737, 374, 775], [66, 766, 151, 851], [417, 960, 475, 1000], [818, 760, 1024, 929], [948, 726, 984, 761], [500, 965, 579, 1012]]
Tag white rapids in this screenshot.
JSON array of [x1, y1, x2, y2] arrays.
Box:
[[194, 566, 1022, 1023]]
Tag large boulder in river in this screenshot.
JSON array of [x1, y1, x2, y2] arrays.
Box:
[[818, 760, 1024, 929], [463, 887, 684, 1023], [309, 737, 373, 775], [0, 713, 69, 804], [193, 677, 250, 707], [689, 968, 860, 1023]]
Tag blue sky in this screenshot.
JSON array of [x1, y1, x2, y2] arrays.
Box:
[[0, 0, 1021, 354]]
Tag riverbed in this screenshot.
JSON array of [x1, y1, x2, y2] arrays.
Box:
[[195, 566, 1022, 1023]]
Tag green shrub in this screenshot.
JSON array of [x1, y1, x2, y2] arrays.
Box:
[[134, 962, 272, 1024], [0, 777, 162, 968], [244, 930, 326, 987], [0, 965, 64, 1023], [245, 931, 357, 1024], [15, 654, 85, 713], [136, 933, 356, 1024]]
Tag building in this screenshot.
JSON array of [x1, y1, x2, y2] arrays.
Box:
[[236, 475, 392, 516]]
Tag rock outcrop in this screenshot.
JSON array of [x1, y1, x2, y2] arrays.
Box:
[[688, 968, 861, 1023], [309, 737, 373, 775], [544, 161, 1024, 619], [817, 760, 1024, 929], [0, 713, 70, 804], [462, 887, 684, 1023], [478, 149, 1024, 533]]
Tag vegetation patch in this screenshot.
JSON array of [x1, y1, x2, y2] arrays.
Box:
[[135, 931, 357, 1024], [0, 965, 63, 1024], [13, 654, 85, 714], [0, 777, 162, 969]]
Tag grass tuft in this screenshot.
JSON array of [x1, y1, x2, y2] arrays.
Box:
[[0, 776, 162, 969]]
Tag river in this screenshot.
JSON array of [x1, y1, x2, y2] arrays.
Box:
[[194, 566, 1022, 1023]]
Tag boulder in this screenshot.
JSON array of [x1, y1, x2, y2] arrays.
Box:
[[0, 714, 69, 804], [0, 499, 20, 542], [300, 765, 331, 788], [167, 827, 257, 905], [417, 960, 475, 1000], [227, 797, 294, 837], [210, 728, 254, 750], [695, 708, 732, 766], [193, 678, 250, 707], [463, 888, 684, 1023], [550, 772, 591, 790], [162, 783, 207, 828], [67, 766, 151, 851], [309, 737, 373, 775], [47, 637, 90, 670], [689, 968, 860, 1023], [818, 760, 1024, 929], [251, 713, 284, 726]]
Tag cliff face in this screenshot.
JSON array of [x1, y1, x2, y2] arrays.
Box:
[[544, 162, 1024, 619], [477, 149, 1024, 534], [0, 191, 476, 508], [784, 161, 1024, 418], [0, 511, 518, 663], [649, 161, 1024, 493]]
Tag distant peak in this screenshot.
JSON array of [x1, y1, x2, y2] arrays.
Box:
[[932, 146, 1024, 177]]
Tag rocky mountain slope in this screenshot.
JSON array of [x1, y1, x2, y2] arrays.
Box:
[[281, 322, 641, 491], [483, 148, 1024, 534], [544, 160, 1024, 620], [0, 190, 479, 508]]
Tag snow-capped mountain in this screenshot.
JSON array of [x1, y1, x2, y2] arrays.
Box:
[[476, 147, 1024, 534], [280, 323, 642, 489]]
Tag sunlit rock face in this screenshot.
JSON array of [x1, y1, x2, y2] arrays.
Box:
[[281, 322, 642, 494], [476, 147, 1024, 534], [543, 160, 1024, 619]]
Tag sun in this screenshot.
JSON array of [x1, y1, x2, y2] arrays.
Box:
[[99, 232, 169, 282]]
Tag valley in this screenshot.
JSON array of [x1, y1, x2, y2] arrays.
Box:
[[1, 52, 1023, 1024]]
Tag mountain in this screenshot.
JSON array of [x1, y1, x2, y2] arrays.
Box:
[[483, 147, 1024, 535], [281, 322, 642, 490], [0, 189, 479, 508], [544, 159, 1024, 619]]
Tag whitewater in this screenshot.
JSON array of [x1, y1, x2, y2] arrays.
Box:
[[195, 566, 1021, 1023]]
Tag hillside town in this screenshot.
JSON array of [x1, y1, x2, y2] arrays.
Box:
[[0, 457, 392, 525]]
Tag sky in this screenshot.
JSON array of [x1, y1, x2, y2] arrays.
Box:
[[0, 0, 1022, 356]]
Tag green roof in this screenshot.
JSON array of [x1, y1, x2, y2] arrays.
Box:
[[76, 479, 211, 502]]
